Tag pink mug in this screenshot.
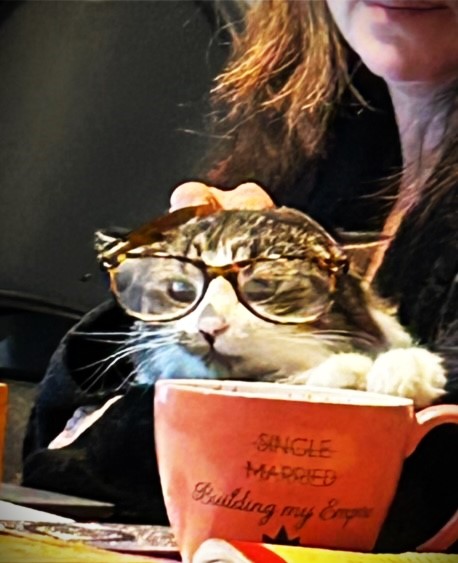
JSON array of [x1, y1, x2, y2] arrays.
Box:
[[154, 380, 458, 562]]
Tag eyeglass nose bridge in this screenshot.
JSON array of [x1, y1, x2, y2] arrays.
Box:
[[200, 262, 251, 295], [200, 262, 292, 325], [198, 262, 268, 318], [205, 262, 249, 278]]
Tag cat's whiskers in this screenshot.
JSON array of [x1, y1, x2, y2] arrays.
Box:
[[75, 328, 179, 391], [126, 330, 183, 379], [81, 345, 157, 392], [131, 334, 181, 347], [74, 335, 153, 372], [113, 365, 140, 392], [268, 332, 326, 345], [310, 329, 382, 351], [72, 330, 136, 345], [80, 347, 142, 392]]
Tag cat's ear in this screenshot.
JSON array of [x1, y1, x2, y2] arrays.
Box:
[[336, 230, 391, 279], [94, 228, 130, 259], [94, 206, 206, 265]]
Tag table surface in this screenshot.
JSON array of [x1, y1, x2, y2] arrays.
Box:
[[0, 498, 180, 563], [0, 482, 115, 520], [0, 499, 73, 522]]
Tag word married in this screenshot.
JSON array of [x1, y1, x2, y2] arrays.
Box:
[[245, 460, 336, 487]]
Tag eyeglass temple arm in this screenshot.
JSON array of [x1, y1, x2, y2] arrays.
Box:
[[98, 204, 217, 268]]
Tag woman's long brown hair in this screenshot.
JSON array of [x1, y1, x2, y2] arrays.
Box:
[[205, 0, 456, 218], [206, 0, 353, 189]]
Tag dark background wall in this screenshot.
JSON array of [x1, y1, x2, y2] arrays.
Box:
[[0, 0, 230, 481], [0, 0, 228, 314], [0, 0, 229, 380]]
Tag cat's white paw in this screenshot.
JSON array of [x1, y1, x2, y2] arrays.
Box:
[[284, 353, 373, 391], [366, 347, 446, 408]]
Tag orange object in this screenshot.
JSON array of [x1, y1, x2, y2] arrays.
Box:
[[193, 539, 458, 562], [0, 382, 8, 482], [154, 380, 458, 563]]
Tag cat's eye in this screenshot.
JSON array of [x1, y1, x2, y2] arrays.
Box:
[[110, 256, 205, 321], [242, 279, 279, 302], [237, 259, 333, 323], [167, 279, 197, 303]]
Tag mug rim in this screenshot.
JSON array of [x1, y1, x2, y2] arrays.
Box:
[[155, 378, 413, 408]]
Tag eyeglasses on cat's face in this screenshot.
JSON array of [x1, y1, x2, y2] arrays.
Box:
[[106, 254, 341, 325]]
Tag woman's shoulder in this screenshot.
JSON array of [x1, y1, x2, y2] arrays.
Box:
[[378, 185, 457, 348]]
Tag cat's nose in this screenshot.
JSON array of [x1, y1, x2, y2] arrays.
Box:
[[198, 307, 229, 345], [199, 319, 229, 345]]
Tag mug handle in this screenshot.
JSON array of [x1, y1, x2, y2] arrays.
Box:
[[404, 404, 458, 552]]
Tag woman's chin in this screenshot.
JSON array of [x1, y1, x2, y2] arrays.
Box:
[[360, 44, 457, 86]]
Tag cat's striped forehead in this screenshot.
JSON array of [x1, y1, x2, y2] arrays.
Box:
[[143, 208, 345, 266]]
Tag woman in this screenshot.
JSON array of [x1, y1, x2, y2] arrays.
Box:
[[23, 0, 457, 551], [173, 0, 457, 387], [170, 0, 458, 552]]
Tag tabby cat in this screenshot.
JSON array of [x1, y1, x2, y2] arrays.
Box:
[[96, 206, 445, 408]]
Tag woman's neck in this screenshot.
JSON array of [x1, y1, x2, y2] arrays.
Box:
[[388, 79, 454, 192], [363, 79, 455, 285]]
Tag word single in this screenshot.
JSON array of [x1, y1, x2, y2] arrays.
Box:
[[252, 433, 335, 458]]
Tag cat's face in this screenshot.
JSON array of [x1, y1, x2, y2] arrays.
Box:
[[97, 207, 386, 384], [132, 268, 336, 383]]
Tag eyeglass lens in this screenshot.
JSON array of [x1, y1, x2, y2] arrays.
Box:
[[112, 257, 205, 321]]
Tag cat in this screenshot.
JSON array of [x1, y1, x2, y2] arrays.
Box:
[[95, 205, 446, 408]]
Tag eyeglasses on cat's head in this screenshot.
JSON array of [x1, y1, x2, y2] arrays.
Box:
[[103, 252, 346, 325]]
